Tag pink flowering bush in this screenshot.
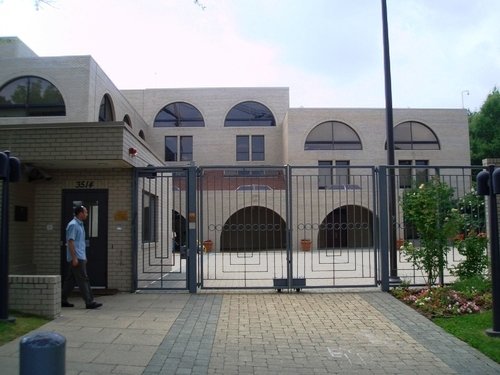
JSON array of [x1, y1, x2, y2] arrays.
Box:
[[391, 278, 492, 318]]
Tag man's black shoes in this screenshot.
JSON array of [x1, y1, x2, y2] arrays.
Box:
[[86, 301, 103, 309], [62, 301, 102, 309]]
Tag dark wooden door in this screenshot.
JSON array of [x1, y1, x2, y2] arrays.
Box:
[[61, 190, 108, 287]]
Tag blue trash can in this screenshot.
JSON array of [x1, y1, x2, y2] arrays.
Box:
[[20, 331, 66, 375]]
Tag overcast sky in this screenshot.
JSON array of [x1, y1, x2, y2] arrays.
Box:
[[0, 0, 498, 111]]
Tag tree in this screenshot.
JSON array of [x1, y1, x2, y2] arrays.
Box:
[[469, 87, 500, 165]]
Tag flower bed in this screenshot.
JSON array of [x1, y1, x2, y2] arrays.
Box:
[[391, 280, 492, 318]]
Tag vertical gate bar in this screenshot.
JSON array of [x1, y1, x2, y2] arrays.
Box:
[[286, 165, 293, 290], [372, 167, 380, 285], [142, 177, 148, 283], [378, 166, 390, 291], [198, 168, 204, 288], [434, 167, 445, 287], [147, 175, 152, 286], [187, 165, 197, 293], [132, 168, 139, 291], [156, 172, 162, 288]]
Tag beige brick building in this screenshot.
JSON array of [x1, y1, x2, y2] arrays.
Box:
[[0, 37, 470, 291]]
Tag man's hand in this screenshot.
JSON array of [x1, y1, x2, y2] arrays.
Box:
[[71, 258, 79, 267]]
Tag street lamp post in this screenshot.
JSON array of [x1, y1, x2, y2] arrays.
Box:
[[381, 0, 400, 283], [461, 90, 469, 109]]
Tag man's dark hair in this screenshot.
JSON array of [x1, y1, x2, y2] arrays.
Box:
[[74, 206, 86, 216]]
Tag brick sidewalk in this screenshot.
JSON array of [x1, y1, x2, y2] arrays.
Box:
[[1, 290, 499, 374]]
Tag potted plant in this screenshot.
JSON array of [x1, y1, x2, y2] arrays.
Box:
[[396, 238, 405, 249], [300, 239, 312, 251], [202, 239, 213, 252]]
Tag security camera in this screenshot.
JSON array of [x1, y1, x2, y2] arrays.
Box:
[[24, 164, 52, 182]]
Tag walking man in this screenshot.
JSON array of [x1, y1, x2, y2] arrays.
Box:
[[61, 205, 102, 309]]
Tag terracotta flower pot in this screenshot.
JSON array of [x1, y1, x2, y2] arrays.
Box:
[[203, 240, 213, 252], [300, 239, 312, 251]]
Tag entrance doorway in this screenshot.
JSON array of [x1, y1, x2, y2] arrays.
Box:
[[61, 190, 108, 287]]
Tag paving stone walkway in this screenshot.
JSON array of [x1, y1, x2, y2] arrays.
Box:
[[1, 290, 499, 374]]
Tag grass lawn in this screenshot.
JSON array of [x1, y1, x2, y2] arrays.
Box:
[[434, 311, 500, 364], [0, 312, 49, 346], [391, 277, 500, 363]]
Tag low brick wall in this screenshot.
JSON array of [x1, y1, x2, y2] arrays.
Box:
[[9, 275, 61, 319]]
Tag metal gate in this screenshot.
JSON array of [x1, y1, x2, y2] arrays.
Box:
[[133, 167, 192, 290], [133, 164, 485, 291], [134, 165, 380, 290], [198, 165, 379, 289]]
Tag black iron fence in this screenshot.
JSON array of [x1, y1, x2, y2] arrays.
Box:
[[133, 165, 487, 291], [379, 165, 486, 289]]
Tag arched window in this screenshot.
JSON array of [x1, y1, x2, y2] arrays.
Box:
[[0, 76, 65, 117], [98, 94, 114, 122], [225, 101, 275, 127], [139, 130, 145, 140], [392, 121, 440, 150], [123, 114, 132, 127], [305, 121, 362, 150], [154, 102, 204, 127]]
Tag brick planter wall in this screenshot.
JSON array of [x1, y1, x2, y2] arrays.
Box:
[[8, 275, 61, 319]]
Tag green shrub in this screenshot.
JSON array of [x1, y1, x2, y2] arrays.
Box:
[[457, 186, 486, 233], [452, 276, 492, 298], [452, 232, 489, 279], [400, 178, 462, 286]]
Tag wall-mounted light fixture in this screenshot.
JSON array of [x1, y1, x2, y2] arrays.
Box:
[[128, 147, 138, 157]]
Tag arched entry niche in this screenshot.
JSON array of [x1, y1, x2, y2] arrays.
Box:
[[220, 206, 286, 251], [318, 205, 373, 248]]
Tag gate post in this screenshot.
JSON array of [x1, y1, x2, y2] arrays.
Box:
[[378, 166, 390, 291], [187, 165, 197, 293], [285, 164, 293, 290]]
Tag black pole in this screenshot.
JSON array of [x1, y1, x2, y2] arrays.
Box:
[[381, 0, 399, 283], [0, 151, 14, 322], [187, 165, 197, 293], [486, 165, 500, 336]]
